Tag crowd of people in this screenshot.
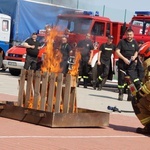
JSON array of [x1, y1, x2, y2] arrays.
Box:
[[23, 27, 150, 135]]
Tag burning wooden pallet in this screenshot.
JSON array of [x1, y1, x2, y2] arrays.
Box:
[[0, 69, 109, 127]]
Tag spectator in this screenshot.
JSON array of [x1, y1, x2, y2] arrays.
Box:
[[23, 32, 42, 71]]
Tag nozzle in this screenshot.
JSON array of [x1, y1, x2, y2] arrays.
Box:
[[107, 106, 121, 113]]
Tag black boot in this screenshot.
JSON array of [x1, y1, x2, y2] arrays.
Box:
[[118, 89, 123, 101], [92, 80, 96, 90], [136, 124, 150, 135], [127, 89, 133, 101], [83, 78, 87, 88], [96, 78, 102, 90], [97, 83, 102, 91]]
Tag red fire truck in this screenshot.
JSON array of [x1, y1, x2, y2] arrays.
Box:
[[128, 11, 150, 43]]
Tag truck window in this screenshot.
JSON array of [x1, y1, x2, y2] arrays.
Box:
[[2, 20, 9, 32], [91, 22, 105, 36], [56, 17, 92, 34], [131, 20, 150, 35]]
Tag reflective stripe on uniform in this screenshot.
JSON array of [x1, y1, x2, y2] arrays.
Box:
[[118, 85, 124, 89], [134, 78, 140, 83], [83, 76, 88, 79], [78, 76, 82, 79], [98, 76, 103, 81], [140, 116, 150, 125]]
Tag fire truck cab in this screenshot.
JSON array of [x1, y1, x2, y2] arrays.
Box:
[[57, 11, 125, 47], [129, 11, 150, 43]]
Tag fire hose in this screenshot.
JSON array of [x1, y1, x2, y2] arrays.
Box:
[[107, 106, 134, 113]]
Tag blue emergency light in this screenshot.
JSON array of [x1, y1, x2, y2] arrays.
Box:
[[135, 11, 150, 16], [83, 11, 94, 15], [95, 11, 99, 16]]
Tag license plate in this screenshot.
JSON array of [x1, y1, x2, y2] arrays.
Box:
[[8, 62, 17, 66]]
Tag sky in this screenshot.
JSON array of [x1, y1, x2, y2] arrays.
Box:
[[78, 0, 150, 22], [94, 0, 150, 11], [34, 0, 150, 23]]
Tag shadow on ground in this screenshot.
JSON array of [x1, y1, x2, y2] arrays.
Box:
[[89, 94, 118, 101], [109, 123, 137, 132]]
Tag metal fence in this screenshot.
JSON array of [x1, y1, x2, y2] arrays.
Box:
[[32, 0, 135, 23]]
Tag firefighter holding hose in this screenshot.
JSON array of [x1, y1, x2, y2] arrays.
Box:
[[132, 41, 150, 135]]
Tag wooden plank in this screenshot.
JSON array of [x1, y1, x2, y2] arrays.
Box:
[[33, 71, 41, 109], [69, 87, 76, 113], [63, 74, 71, 113], [40, 72, 49, 111], [18, 69, 26, 106], [71, 76, 77, 87], [25, 70, 34, 108], [55, 73, 63, 113], [47, 73, 56, 112]]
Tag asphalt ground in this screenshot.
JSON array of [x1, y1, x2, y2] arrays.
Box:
[[0, 70, 149, 150]]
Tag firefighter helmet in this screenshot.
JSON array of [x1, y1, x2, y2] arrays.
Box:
[[139, 41, 150, 58]]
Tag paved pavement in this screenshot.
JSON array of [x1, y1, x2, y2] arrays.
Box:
[[0, 70, 150, 150]]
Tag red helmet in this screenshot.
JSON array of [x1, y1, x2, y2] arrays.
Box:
[[139, 41, 150, 58]]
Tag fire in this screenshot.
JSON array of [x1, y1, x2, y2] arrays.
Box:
[[27, 28, 81, 111], [41, 28, 63, 73], [41, 27, 81, 76], [68, 49, 81, 76]]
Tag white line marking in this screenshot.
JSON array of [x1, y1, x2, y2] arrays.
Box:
[[0, 135, 147, 139]]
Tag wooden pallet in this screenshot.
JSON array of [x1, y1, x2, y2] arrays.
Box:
[[0, 69, 109, 127]]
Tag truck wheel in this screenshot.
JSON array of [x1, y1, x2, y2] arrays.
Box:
[[9, 68, 21, 76]]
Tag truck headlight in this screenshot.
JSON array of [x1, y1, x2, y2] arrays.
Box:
[[22, 54, 26, 58], [5, 52, 8, 56]]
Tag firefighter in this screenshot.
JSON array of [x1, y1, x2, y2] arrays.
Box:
[[116, 28, 141, 101], [96, 35, 116, 90], [60, 36, 72, 75], [77, 33, 94, 88], [132, 41, 150, 135]]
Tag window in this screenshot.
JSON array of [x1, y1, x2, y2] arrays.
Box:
[[2, 20, 9, 32], [91, 22, 105, 36], [131, 20, 150, 35], [56, 17, 92, 34]]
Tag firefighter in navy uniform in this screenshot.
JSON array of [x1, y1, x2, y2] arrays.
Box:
[[77, 33, 94, 88], [116, 28, 141, 101], [132, 41, 150, 135], [96, 35, 116, 90]]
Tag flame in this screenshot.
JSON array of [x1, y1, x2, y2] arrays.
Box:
[[68, 49, 81, 76], [26, 28, 80, 111], [41, 28, 62, 73]]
